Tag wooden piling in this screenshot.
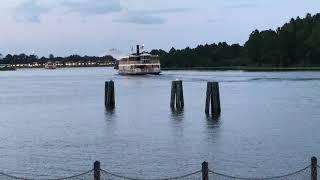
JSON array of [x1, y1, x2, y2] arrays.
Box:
[[212, 82, 221, 114], [104, 81, 109, 107], [176, 81, 181, 109], [205, 82, 212, 114], [170, 80, 184, 110], [205, 82, 221, 116], [105, 80, 115, 109], [170, 81, 177, 109], [311, 157, 317, 180], [202, 161, 208, 180], [110, 81, 115, 106], [179, 80, 184, 108], [94, 161, 100, 180]]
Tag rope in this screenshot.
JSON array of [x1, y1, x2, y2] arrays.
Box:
[[0, 169, 93, 180], [100, 168, 201, 180], [209, 165, 310, 180]]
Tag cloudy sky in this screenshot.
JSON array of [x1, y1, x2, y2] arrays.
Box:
[[0, 0, 319, 57]]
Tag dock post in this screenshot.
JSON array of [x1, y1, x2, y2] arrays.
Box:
[[105, 80, 115, 109], [202, 161, 208, 180], [311, 157, 317, 180], [110, 80, 115, 106], [178, 80, 184, 108], [176, 81, 182, 109], [170, 80, 184, 110], [170, 81, 177, 109], [212, 82, 221, 115], [105, 81, 109, 107], [205, 82, 221, 116], [94, 161, 100, 180], [205, 82, 212, 114]]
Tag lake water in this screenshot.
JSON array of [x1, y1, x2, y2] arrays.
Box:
[[0, 67, 320, 179]]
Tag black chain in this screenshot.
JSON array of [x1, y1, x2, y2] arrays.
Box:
[[208, 165, 310, 180], [0, 169, 93, 180], [100, 168, 201, 180]]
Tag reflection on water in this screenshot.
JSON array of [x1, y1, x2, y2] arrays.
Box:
[[170, 109, 185, 122], [205, 114, 222, 129], [104, 108, 116, 122]]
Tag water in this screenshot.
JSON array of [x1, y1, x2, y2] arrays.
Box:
[[0, 67, 320, 179]]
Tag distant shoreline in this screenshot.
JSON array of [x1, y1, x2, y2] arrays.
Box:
[[161, 66, 320, 72], [4, 66, 320, 72]]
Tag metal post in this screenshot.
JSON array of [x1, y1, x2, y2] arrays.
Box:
[[94, 161, 100, 180], [311, 157, 317, 180], [202, 161, 208, 180]]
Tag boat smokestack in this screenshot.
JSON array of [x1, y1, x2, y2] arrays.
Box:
[[136, 45, 140, 55]]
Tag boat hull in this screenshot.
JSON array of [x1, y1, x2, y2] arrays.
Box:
[[118, 71, 161, 75], [118, 67, 161, 75]]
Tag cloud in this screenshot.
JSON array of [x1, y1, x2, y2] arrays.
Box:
[[114, 14, 165, 25], [13, 0, 123, 23], [61, 0, 122, 16], [134, 8, 192, 14], [208, 18, 224, 23], [114, 8, 192, 25], [14, 0, 52, 23], [226, 3, 258, 9], [13, 1, 191, 24]]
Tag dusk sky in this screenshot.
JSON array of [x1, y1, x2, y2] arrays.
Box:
[[0, 0, 319, 57]]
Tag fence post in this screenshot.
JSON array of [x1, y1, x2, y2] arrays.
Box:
[[202, 161, 208, 180], [311, 157, 317, 180], [94, 161, 100, 180]]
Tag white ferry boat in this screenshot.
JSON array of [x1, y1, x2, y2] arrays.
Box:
[[117, 45, 161, 75], [44, 62, 57, 69]]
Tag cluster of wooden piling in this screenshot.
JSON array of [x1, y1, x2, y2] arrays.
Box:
[[170, 80, 184, 110], [104, 80, 221, 117], [105, 80, 115, 109]]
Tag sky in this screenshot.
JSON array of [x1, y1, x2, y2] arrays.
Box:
[[0, 0, 319, 57]]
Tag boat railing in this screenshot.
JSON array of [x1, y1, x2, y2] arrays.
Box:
[[119, 60, 160, 65]]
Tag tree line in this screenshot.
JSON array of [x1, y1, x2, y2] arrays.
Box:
[[0, 54, 115, 65], [150, 13, 320, 68]]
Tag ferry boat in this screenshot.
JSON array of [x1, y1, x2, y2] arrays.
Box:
[[117, 45, 161, 75], [0, 64, 15, 71], [44, 62, 57, 69]]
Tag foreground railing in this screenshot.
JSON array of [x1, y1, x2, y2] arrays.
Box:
[[0, 157, 318, 180]]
